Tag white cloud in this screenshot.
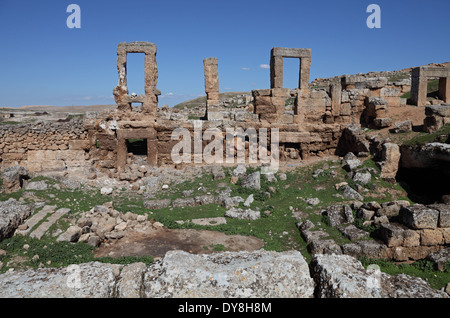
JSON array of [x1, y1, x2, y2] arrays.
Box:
[[259, 64, 270, 69], [241, 67, 250, 71]]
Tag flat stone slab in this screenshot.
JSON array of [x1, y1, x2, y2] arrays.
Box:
[[14, 205, 57, 236], [337, 224, 369, 241], [191, 217, 227, 226], [29, 208, 71, 239]]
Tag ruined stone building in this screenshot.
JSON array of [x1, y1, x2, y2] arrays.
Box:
[[1, 41, 447, 178]]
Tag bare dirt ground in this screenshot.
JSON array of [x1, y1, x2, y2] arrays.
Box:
[[94, 228, 265, 259]]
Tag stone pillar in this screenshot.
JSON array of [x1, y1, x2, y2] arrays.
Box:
[[299, 56, 311, 91], [439, 77, 450, 103], [410, 67, 428, 106], [270, 52, 283, 89], [204, 57, 221, 120], [330, 83, 342, 117], [117, 138, 127, 170]]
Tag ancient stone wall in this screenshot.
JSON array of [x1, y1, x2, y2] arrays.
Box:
[[0, 120, 90, 173]]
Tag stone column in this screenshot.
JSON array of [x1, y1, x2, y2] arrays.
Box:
[[204, 57, 221, 120], [330, 83, 342, 117], [439, 77, 450, 103], [299, 57, 311, 91], [270, 51, 283, 89], [411, 67, 428, 106]]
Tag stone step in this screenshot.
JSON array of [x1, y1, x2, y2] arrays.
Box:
[[29, 208, 71, 239], [15, 205, 57, 236]]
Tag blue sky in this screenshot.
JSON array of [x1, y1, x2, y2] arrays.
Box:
[[0, 0, 449, 107]]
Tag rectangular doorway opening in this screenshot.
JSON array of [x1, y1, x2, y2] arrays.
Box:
[[126, 53, 145, 96], [126, 138, 148, 156], [283, 57, 300, 89]]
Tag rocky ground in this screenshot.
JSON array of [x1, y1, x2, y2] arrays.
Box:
[[0, 149, 449, 297]]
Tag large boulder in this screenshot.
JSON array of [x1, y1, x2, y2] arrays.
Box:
[[240, 171, 261, 190], [1, 166, 29, 193], [399, 204, 439, 229], [380, 143, 401, 182], [143, 250, 315, 298], [0, 262, 121, 298], [0, 198, 34, 242], [324, 204, 354, 227], [310, 254, 448, 298]]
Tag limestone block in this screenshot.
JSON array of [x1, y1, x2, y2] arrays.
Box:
[[400, 205, 439, 230]]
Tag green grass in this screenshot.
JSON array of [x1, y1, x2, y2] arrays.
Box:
[[0, 161, 447, 290], [360, 257, 450, 290], [401, 79, 439, 100], [402, 123, 450, 146]]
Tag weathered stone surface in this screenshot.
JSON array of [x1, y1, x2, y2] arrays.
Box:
[[392, 120, 412, 133], [143, 199, 171, 210], [240, 171, 260, 190], [324, 204, 354, 227], [0, 198, 33, 242], [373, 117, 393, 128], [24, 180, 48, 191], [426, 248, 450, 271], [310, 254, 448, 298], [0, 262, 120, 298], [309, 239, 342, 255], [400, 205, 440, 229], [1, 166, 28, 193], [428, 203, 450, 228], [225, 207, 260, 220], [56, 225, 82, 243], [353, 171, 371, 185], [297, 220, 329, 244], [379, 223, 420, 247], [342, 152, 361, 171], [116, 262, 147, 298], [143, 250, 315, 298], [172, 197, 196, 208], [342, 240, 393, 260], [377, 200, 410, 218], [339, 185, 364, 201], [337, 224, 368, 241], [380, 143, 400, 182]]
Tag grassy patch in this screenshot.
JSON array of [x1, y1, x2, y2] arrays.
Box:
[[360, 257, 450, 290], [401, 79, 440, 100], [402, 124, 450, 146]]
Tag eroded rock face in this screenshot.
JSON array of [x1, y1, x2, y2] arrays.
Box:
[[0, 250, 447, 298], [310, 254, 448, 298], [0, 262, 120, 298], [1, 166, 28, 193], [143, 250, 315, 298], [0, 198, 33, 242]]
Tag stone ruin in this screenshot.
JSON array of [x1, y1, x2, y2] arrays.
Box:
[[112, 41, 160, 115], [0, 41, 447, 179], [203, 57, 220, 121], [411, 65, 450, 106]]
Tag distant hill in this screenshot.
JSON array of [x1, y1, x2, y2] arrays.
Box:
[[173, 91, 251, 109]]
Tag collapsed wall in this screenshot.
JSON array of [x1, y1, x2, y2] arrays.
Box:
[[0, 42, 436, 179]]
